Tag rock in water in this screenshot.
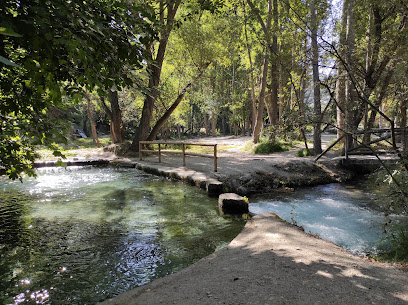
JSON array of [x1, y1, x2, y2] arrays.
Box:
[[218, 193, 249, 215]]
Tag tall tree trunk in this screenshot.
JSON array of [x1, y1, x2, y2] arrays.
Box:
[[363, 69, 394, 143], [203, 110, 210, 136], [400, 99, 408, 157], [310, 1, 322, 154], [130, 1, 181, 151], [336, 71, 346, 140], [100, 91, 124, 144], [243, 3, 257, 133], [265, 93, 273, 125], [146, 63, 210, 141], [247, 0, 273, 143], [269, 0, 279, 127], [211, 111, 218, 137], [86, 98, 100, 147], [203, 111, 210, 135], [252, 52, 269, 143], [278, 63, 285, 124], [343, 0, 356, 150], [110, 90, 124, 144], [299, 74, 309, 152]]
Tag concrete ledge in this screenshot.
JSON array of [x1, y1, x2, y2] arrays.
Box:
[[109, 160, 137, 168], [218, 193, 249, 215], [34, 159, 110, 168], [135, 161, 223, 197], [33, 158, 224, 197]]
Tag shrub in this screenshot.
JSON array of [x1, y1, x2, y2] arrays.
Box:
[[296, 148, 313, 157], [254, 140, 289, 154], [376, 224, 408, 262]]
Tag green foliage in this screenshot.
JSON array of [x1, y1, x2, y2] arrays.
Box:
[[0, 0, 156, 180], [296, 148, 313, 157], [253, 139, 293, 154], [376, 224, 408, 262], [371, 163, 408, 214], [0, 26, 21, 67]]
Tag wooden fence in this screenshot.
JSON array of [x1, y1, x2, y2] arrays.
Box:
[[315, 127, 408, 162], [139, 141, 218, 172]]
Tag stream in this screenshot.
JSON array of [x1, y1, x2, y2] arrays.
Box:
[[0, 167, 244, 305], [1, 167, 405, 304], [250, 182, 406, 255]]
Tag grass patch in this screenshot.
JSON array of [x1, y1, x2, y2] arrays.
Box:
[[253, 139, 295, 154], [36, 136, 111, 160], [296, 148, 313, 157], [241, 141, 256, 153], [187, 145, 237, 154], [64, 137, 111, 149], [242, 138, 301, 154]]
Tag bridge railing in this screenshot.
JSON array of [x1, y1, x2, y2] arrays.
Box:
[[315, 127, 407, 162], [139, 141, 218, 172]]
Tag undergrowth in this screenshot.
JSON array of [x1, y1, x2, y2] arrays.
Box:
[[253, 139, 295, 154], [36, 136, 111, 159], [296, 148, 313, 157], [368, 163, 408, 262], [375, 224, 408, 263]]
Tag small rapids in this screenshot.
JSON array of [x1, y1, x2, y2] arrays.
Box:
[[249, 183, 406, 256]]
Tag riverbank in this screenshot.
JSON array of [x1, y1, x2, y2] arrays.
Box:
[[38, 135, 355, 196], [100, 213, 408, 305], [115, 135, 355, 195], [35, 135, 408, 304]]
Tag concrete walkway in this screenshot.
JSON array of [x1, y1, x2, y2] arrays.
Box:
[[100, 214, 408, 305]]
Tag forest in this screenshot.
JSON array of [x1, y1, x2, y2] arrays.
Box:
[[1, 0, 407, 194]]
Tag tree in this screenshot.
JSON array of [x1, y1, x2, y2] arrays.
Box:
[[332, 0, 408, 151], [246, 0, 273, 143], [85, 92, 101, 147], [0, 0, 155, 179], [130, 0, 182, 151], [310, 0, 322, 154]]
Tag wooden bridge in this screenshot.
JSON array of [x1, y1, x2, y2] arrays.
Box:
[[315, 127, 407, 166]]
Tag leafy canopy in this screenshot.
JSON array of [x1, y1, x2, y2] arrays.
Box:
[[0, 0, 156, 180]]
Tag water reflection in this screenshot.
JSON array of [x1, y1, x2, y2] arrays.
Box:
[[0, 167, 244, 304]]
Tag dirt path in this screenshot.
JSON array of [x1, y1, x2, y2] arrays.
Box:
[[100, 214, 408, 305], [133, 135, 351, 195]]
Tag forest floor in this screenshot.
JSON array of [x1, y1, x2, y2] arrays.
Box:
[[53, 135, 408, 304]]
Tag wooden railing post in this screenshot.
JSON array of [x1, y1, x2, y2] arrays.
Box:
[[214, 144, 217, 172], [158, 143, 161, 163], [139, 142, 142, 160], [345, 134, 349, 160], [182, 143, 186, 166]]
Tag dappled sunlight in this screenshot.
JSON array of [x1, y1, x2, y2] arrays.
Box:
[[316, 270, 334, 279], [1, 167, 245, 305], [227, 213, 408, 302], [105, 212, 408, 305]]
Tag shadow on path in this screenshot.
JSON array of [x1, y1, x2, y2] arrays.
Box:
[[100, 214, 408, 305]]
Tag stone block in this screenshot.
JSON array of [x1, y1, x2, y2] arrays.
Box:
[[218, 193, 249, 215], [206, 180, 223, 197]]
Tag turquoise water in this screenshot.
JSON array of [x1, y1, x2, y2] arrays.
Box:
[[0, 167, 245, 305], [250, 183, 406, 255]]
